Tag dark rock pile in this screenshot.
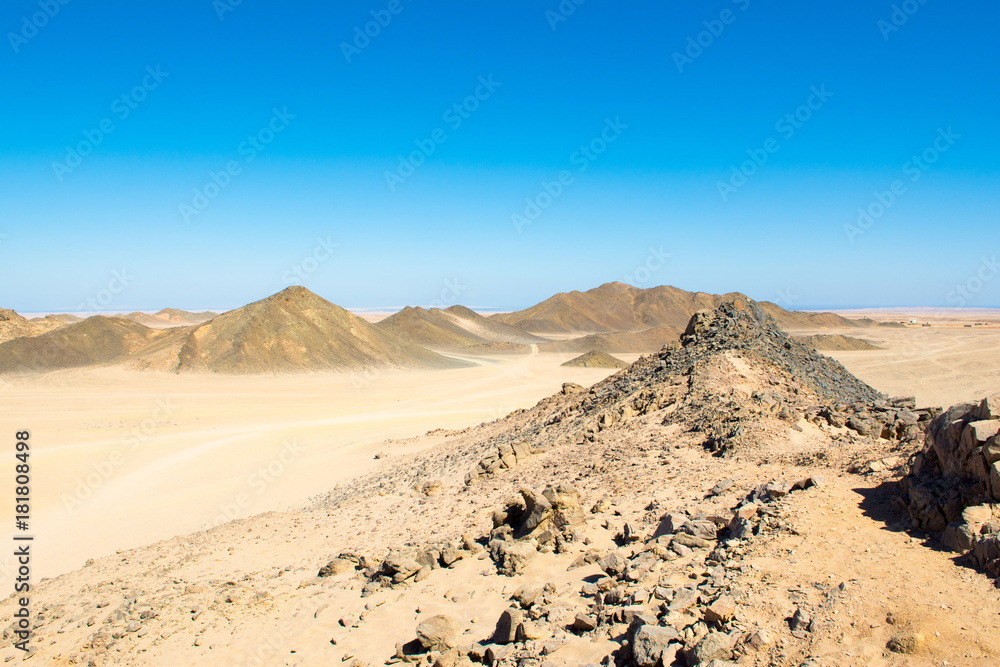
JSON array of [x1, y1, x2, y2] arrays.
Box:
[[900, 394, 1000, 573], [369, 476, 823, 667]]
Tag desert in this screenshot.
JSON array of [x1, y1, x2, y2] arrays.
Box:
[[4, 2, 997, 665]]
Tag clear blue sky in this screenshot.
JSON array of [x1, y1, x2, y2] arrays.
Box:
[[1, 0, 997, 312]]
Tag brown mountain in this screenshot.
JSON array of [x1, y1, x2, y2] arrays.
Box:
[[122, 309, 218, 329], [793, 334, 882, 351], [492, 282, 861, 334], [538, 325, 681, 354], [0, 288, 466, 375], [0, 316, 167, 373], [376, 304, 544, 350], [0, 308, 68, 344], [174, 287, 467, 374], [560, 350, 629, 369]]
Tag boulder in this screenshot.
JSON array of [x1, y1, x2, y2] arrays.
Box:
[[416, 615, 459, 652], [381, 550, 422, 583], [691, 631, 733, 663], [680, 520, 718, 540], [704, 595, 736, 624], [489, 540, 537, 576], [492, 607, 523, 644], [572, 613, 597, 632], [632, 625, 681, 667], [673, 532, 713, 550], [976, 394, 1000, 421], [318, 558, 355, 577]]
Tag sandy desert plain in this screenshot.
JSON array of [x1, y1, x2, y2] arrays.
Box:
[[1, 284, 1000, 667]]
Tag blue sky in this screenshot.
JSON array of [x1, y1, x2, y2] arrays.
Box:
[[1, 0, 997, 312]]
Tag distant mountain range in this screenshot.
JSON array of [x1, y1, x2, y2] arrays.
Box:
[[491, 282, 860, 334], [0, 282, 871, 375]]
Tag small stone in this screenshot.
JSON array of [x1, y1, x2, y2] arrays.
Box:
[[705, 595, 736, 624], [572, 613, 597, 632], [887, 632, 923, 654], [789, 607, 811, 632]]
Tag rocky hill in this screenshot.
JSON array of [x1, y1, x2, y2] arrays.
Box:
[[793, 334, 882, 352], [0, 316, 167, 373], [561, 350, 629, 369], [123, 309, 217, 329], [174, 287, 466, 373], [493, 282, 862, 334], [0, 289, 466, 375], [538, 325, 682, 355], [376, 305, 544, 350], [0, 307, 66, 344]]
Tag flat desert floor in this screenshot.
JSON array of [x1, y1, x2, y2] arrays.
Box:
[[1, 314, 999, 597], [0, 352, 637, 586]]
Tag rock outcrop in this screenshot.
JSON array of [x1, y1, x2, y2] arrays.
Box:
[[900, 394, 1000, 575]]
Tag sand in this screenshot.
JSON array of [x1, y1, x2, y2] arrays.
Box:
[[0, 353, 632, 585], [795, 317, 1000, 407]]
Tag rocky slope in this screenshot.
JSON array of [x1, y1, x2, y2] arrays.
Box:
[[0, 307, 66, 344]]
